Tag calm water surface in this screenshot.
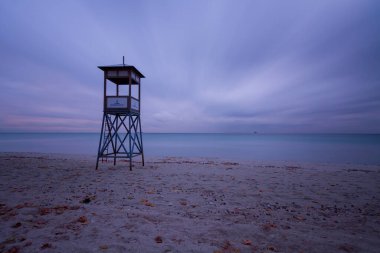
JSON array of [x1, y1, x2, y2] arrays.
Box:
[[0, 133, 379, 165]]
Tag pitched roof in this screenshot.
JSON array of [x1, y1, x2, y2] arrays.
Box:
[[98, 64, 145, 78]]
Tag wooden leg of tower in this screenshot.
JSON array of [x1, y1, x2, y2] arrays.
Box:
[[114, 115, 118, 166], [96, 114, 106, 170], [129, 115, 133, 171], [96, 153, 100, 170], [138, 116, 145, 166]]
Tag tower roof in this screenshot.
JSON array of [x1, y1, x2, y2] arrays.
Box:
[[98, 64, 145, 78]]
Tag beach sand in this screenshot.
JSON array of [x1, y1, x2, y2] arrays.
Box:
[[0, 153, 379, 253]]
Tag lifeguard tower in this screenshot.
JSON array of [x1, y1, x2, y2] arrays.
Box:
[[96, 58, 145, 170]]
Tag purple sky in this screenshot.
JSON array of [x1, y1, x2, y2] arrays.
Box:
[[0, 0, 379, 133]]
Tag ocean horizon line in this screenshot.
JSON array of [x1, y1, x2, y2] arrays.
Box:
[[1, 132, 379, 135]]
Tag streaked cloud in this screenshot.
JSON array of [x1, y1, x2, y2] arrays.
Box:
[[0, 0, 379, 133]]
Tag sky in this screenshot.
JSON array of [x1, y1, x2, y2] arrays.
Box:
[[0, 0, 379, 133]]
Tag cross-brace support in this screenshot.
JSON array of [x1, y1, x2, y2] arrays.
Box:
[[96, 112, 144, 170]]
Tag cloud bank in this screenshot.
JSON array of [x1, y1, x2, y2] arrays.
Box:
[[0, 0, 379, 133]]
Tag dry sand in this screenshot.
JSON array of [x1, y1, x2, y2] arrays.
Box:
[[0, 152, 379, 253]]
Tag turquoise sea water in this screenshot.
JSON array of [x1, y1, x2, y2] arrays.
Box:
[[0, 133, 379, 165]]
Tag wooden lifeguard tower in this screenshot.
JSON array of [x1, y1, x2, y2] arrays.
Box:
[[96, 58, 145, 170]]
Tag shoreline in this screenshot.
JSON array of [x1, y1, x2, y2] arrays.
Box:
[[1, 151, 378, 168], [1, 153, 379, 252]]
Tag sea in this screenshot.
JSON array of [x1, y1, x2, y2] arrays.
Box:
[[0, 133, 379, 165]]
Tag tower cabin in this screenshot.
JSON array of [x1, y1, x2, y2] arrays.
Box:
[[98, 64, 145, 114]]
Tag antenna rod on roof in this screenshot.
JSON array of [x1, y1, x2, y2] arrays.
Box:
[[123, 56, 125, 66]]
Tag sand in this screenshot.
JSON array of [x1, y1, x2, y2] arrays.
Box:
[[0, 152, 379, 253]]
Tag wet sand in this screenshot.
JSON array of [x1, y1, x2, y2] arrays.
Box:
[[0, 153, 379, 253]]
